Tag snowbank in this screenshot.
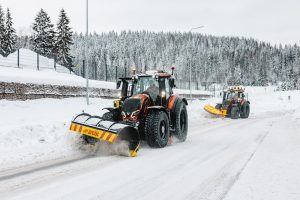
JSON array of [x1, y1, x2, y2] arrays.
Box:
[[0, 98, 112, 170], [0, 67, 117, 89]]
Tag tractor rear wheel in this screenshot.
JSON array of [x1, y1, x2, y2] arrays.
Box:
[[231, 107, 239, 119], [145, 111, 170, 148], [240, 103, 250, 118], [172, 101, 188, 142]]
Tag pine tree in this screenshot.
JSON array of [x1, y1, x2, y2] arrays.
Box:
[[2, 8, 16, 57], [53, 9, 74, 70], [0, 5, 5, 56], [30, 9, 55, 57]]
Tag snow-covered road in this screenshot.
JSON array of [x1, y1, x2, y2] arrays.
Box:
[[0, 87, 300, 200]]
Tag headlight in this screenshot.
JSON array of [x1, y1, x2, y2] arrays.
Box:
[[131, 110, 140, 118], [161, 91, 166, 97]]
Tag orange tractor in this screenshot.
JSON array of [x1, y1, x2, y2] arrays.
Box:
[[70, 67, 188, 156], [204, 86, 250, 119]]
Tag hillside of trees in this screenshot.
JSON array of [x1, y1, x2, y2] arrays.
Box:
[[2, 4, 299, 90], [69, 31, 300, 89]]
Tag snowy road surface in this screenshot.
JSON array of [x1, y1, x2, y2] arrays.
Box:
[[0, 87, 300, 200]]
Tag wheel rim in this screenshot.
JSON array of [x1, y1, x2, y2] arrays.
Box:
[[160, 121, 166, 139], [180, 110, 186, 132]]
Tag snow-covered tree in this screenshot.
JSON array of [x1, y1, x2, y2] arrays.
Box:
[[0, 5, 5, 56], [30, 9, 55, 57], [53, 9, 74, 70], [18, 29, 300, 89], [2, 8, 16, 57]]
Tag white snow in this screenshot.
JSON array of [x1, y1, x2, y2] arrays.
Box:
[[0, 49, 69, 73], [0, 48, 116, 89], [0, 85, 300, 199]]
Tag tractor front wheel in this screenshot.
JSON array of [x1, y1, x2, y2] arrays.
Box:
[[240, 103, 250, 118], [145, 111, 170, 148], [231, 107, 239, 119]]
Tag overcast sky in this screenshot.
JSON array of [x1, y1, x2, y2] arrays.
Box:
[[1, 0, 299, 45]]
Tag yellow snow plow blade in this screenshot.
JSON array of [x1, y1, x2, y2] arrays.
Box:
[[204, 105, 227, 117], [70, 123, 118, 143], [70, 113, 140, 157]]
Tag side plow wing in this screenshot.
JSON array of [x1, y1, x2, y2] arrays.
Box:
[[70, 113, 140, 157], [204, 105, 227, 117]]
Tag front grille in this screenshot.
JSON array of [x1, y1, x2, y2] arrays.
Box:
[[122, 98, 141, 115]]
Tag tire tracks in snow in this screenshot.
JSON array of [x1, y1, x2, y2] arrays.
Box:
[[0, 154, 94, 182], [185, 118, 277, 200]]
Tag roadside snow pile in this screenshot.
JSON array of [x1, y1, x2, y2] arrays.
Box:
[[0, 98, 112, 170], [0, 66, 116, 89], [247, 86, 300, 116]]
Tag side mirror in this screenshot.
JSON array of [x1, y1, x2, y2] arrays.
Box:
[[169, 78, 175, 88], [116, 80, 121, 89]]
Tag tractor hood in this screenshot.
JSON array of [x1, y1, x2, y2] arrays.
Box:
[[122, 93, 150, 121]]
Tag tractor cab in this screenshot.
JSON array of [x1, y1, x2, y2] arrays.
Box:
[[116, 70, 175, 107], [221, 86, 247, 107]]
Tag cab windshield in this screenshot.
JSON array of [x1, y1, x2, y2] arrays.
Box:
[[132, 76, 160, 102], [227, 91, 243, 99]]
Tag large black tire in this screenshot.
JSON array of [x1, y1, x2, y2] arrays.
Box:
[[172, 101, 188, 142], [83, 110, 118, 145], [138, 117, 146, 140], [215, 104, 222, 109], [82, 135, 98, 145], [102, 110, 119, 121], [231, 106, 239, 119], [240, 103, 250, 118], [145, 111, 170, 148]]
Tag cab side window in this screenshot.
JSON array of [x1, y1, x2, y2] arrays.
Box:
[[165, 79, 170, 99]]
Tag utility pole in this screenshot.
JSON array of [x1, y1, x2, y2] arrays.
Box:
[[85, 0, 90, 105], [189, 26, 205, 99]]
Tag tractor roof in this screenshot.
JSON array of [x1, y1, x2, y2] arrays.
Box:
[[228, 86, 245, 92], [145, 70, 171, 78], [119, 70, 171, 80]]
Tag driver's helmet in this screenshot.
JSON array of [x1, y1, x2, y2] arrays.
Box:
[[147, 79, 157, 88], [233, 92, 238, 98]]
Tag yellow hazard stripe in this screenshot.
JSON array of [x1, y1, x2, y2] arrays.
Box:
[[69, 123, 118, 143]]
